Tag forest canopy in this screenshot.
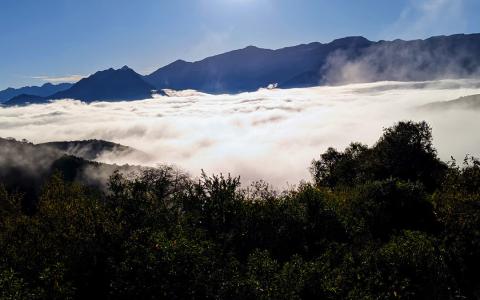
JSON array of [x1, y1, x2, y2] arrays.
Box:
[[0, 121, 479, 299]]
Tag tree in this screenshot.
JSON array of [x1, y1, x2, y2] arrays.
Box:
[[372, 121, 446, 190], [311, 121, 447, 191]]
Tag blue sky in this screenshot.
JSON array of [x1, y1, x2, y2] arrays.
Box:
[[1, 0, 479, 89]]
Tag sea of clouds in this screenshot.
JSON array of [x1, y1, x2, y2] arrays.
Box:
[[1, 79, 480, 187]]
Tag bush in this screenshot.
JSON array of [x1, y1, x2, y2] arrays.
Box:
[[0, 121, 479, 298]]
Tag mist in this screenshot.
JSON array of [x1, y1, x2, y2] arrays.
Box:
[[1, 79, 480, 187]]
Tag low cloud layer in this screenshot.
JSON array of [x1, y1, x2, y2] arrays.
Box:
[[1, 79, 480, 187]]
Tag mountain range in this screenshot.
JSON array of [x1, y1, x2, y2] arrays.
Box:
[[3, 66, 157, 105], [0, 82, 72, 103], [2, 33, 480, 106]]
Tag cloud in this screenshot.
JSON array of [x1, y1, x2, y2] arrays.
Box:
[[385, 0, 467, 39], [1, 79, 480, 187], [320, 35, 480, 85], [31, 74, 85, 83]]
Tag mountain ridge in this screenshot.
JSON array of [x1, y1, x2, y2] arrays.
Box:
[[145, 33, 480, 93], [0, 82, 73, 103], [4, 33, 480, 106], [3, 67, 157, 106], [50, 66, 156, 102]]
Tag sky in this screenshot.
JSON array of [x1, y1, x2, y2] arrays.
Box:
[[1, 0, 479, 89]]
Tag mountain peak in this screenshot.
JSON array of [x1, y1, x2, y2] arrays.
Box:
[[169, 59, 190, 67], [47, 65, 155, 103], [173, 59, 188, 64], [157, 59, 191, 71], [330, 36, 370, 46], [5, 33, 480, 103]]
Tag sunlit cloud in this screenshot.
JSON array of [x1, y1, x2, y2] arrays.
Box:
[[1, 79, 480, 187], [31, 74, 86, 83]]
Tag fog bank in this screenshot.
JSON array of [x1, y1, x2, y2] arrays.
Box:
[[1, 79, 480, 187]]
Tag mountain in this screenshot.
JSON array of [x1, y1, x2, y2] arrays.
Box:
[[3, 66, 157, 106], [0, 82, 72, 103], [39, 139, 149, 161], [3, 94, 47, 106], [145, 33, 480, 93], [144, 37, 373, 93], [306, 33, 480, 86], [49, 66, 156, 102], [419, 94, 480, 111], [4, 33, 480, 105], [0, 137, 146, 210]]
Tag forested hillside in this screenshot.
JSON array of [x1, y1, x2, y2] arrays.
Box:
[[1, 121, 479, 299]]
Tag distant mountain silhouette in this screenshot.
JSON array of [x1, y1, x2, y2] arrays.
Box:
[[144, 37, 373, 93], [0, 82, 72, 103], [4, 33, 480, 106], [50, 66, 156, 102], [39, 139, 148, 161], [304, 33, 480, 86], [146, 33, 480, 93], [3, 94, 47, 106], [3, 66, 158, 106]]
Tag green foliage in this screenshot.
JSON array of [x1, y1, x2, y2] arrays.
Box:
[[336, 231, 456, 299], [311, 121, 447, 190], [0, 266, 34, 300], [342, 179, 438, 240], [0, 121, 479, 299], [110, 230, 225, 299], [310, 142, 370, 188]]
